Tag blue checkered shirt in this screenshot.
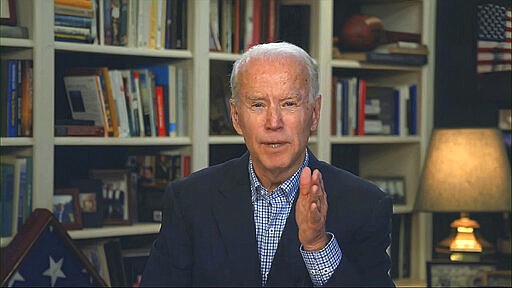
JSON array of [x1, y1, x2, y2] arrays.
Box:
[[249, 151, 342, 286]]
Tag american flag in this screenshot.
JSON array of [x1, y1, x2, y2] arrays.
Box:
[[476, 4, 511, 74]]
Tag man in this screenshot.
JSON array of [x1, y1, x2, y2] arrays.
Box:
[[141, 42, 394, 287]]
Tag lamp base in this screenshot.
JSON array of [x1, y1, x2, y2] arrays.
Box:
[[435, 213, 495, 262]]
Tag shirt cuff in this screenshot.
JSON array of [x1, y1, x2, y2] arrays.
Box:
[[300, 232, 342, 286]]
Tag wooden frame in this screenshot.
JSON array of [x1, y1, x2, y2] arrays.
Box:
[[53, 188, 82, 230], [0, 0, 16, 25], [0, 209, 106, 286], [90, 169, 132, 225], [427, 261, 496, 287], [366, 176, 406, 205]]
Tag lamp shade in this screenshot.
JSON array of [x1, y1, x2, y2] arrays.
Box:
[[415, 128, 511, 212]]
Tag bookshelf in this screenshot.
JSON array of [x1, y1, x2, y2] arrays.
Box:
[[0, 0, 435, 283]]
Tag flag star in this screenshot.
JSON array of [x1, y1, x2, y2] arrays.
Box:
[[42, 256, 66, 287], [8, 271, 25, 287]]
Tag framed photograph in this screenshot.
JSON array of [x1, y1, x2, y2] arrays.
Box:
[[0, 0, 16, 25], [53, 188, 82, 230], [482, 270, 512, 287], [90, 169, 132, 225], [427, 261, 496, 287], [366, 176, 406, 205]]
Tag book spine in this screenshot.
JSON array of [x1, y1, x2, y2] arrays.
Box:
[[55, 0, 94, 9], [54, 25, 92, 36], [155, 86, 166, 136], [103, 0, 113, 45], [55, 125, 105, 136], [249, 0, 261, 49], [111, 0, 121, 46], [54, 14, 93, 28], [119, 0, 129, 46], [21, 61, 32, 137], [366, 53, 427, 66], [17, 158, 27, 231], [55, 4, 95, 18], [8, 60, 17, 137], [102, 68, 120, 137], [357, 79, 366, 136], [0, 164, 14, 237]]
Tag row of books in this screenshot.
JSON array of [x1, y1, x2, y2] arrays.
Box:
[[0, 60, 33, 137], [209, 0, 310, 53], [63, 64, 188, 138], [54, 0, 187, 49], [331, 76, 418, 136], [0, 155, 33, 238]]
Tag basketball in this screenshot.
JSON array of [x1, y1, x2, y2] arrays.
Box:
[[338, 14, 384, 51]]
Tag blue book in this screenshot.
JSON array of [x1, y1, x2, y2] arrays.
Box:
[[7, 60, 17, 137], [408, 84, 418, 135], [1, 163, 15, 237], [16, 157, 27, 231], [393, 89, 400, 135], [54, 14, 92, 28]]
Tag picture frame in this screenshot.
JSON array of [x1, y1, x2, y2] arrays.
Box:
[[482, 270, 511, 287], [427, 261, 497, 287], [90, 169, 132, 225], [0, 0, 16, 25], [366, 176, 406, 205], [53, 188, 83, 230]]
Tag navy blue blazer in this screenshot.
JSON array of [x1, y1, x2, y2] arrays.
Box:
[[141, 152, 394, 287]]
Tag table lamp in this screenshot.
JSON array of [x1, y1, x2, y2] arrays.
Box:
[[415, 128, 511, 262]]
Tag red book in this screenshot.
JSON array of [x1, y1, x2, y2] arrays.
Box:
[[155, 86, 166, 137], [248, 0, 261, 49], [267, 0, 276, 42], [357, 79, 366, 136], [234, 0, 241, 53]]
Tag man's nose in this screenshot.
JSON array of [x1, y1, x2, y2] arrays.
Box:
[[265, 105, 283, 130]]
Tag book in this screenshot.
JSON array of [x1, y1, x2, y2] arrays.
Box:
[[176, 65, 189, 137], [55, 0, 93, 9], [137, 0, 151, 48], [131, 71, 146, 136], [357, 79, 367, 136], [243, 0, 254, 51], [136, 69, 157, 137], [209, 0, 222, 51], [0, 25, 28, 39], [54, 14, 93, 28], [247, 0, 261, 49], [337, 51, 427, 66], [155, 86, 166, 136], [20, 61, 33, 137], [63, 75, 107, 131], [374, 42, 428, 55], [0, 162, 15, 237], [54, 125, 105, 136], [407, 84, 418, 135], [364, 85, 399, 135], [108, 70, 130, 137], [7, 60, 17, 137], [120, 69, 139, 136], [1, 155, 23, 236], [54, 25, 92, 37], [55, 4, 95, 18], [221, 0, 233, 52]]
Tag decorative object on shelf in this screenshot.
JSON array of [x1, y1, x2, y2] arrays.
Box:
[[53, 188, 83, 230], [0, 0, 16, 25], [367, 176, 406, 205], [415, 128, 511, 262], [70, 178, 104, 228], [427, 260, 497, 287], [90, 169, 133, 225], [338, 14, 384, 51], [0, 208, 106, 287]]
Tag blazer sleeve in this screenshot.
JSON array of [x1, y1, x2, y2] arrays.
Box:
[[325, 195, 395, 287], [140, 184, 192, 287]]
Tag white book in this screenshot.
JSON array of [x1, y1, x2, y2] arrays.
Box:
[[120, 70, 138, 136], [63, 75, 106, 128], [156, 0, 164, 49], [109, 70, 131, 137], [347, 77, 358, 136], [244, 0, 254, 50], [209, 0, 222, 51], [126, 0, 138, 47], [137, 0, 151, 47], [222, 0, 233, 52], [98, 0, 105, 45], [397, 84, 410, 137]]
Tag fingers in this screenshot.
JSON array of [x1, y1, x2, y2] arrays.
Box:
[[299, 167, 312, 197]]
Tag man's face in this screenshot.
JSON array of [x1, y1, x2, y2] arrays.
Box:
[[230, 56, 321, 181]]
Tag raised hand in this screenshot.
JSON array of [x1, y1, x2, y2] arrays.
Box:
[[295, 167, 329, 251]]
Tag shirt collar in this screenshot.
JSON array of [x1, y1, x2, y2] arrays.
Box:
[[249, 150, 309, 204]]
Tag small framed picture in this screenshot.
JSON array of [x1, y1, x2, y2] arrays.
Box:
[[0, 0, 16, 25], [90, 169, 132, 225], [53, 188, 82, 230], [366, 176, 406, 205], [482, 270, 512, 287], [427, 261, 496, 287]]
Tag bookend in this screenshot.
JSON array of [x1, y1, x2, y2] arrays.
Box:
[[1, 208, 106, 287]]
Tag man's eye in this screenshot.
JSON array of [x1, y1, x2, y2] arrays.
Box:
[[283, 101, 297, 107], [252, 102, 264, 108]]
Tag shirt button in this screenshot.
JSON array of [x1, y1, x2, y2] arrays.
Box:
[[269, 228, 274, 234], [323, 268, 330, 274]]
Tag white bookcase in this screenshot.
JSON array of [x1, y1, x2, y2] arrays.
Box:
[[0, 0, 435, 283]]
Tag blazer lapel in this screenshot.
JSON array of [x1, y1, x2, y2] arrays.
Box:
[[212, 153, 261, 286]]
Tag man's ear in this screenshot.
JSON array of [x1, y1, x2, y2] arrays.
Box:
[[230, 99, 243, 135], [310, 94, 321, 131]]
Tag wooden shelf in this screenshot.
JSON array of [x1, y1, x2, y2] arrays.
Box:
[[0, 38, 34, 48], [330, 136, 421, 144], [68, 223, 161, 240], [331, 59, 424, 71], [54, 137, 192, 146], [55, 42, 193, 58], [0, 137, 34, 146]]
